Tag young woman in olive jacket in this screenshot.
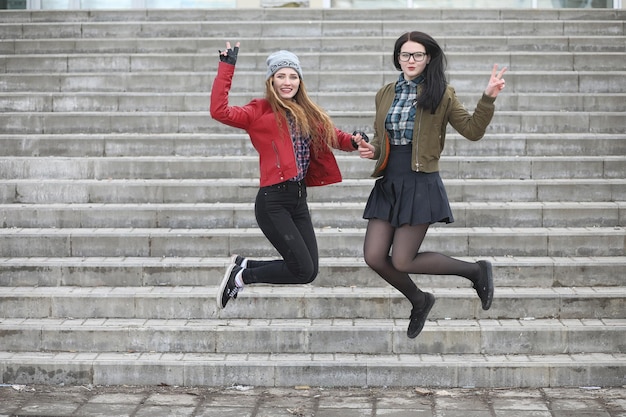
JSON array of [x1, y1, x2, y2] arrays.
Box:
[[211, 42, 365, 310], [356, 32, 507, 339]]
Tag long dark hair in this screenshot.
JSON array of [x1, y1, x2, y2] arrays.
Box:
[[393, 31, 447, 113]]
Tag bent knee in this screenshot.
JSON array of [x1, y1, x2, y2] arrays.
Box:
[[297, 268, 317, 284], [391, 256, 411, 273], [292, 263, 317, 284], [364, 253, 386, 273]]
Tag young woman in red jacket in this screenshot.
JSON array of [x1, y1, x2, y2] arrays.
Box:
[[211, 42, 366, 310]]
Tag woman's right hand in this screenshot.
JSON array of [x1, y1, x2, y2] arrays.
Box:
[[219, 41, 240, 65]]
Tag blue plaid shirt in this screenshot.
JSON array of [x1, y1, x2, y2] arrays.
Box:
[[287, 113, 311, 182], [385, 74, 424, 145]]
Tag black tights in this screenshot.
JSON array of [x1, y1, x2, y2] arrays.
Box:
[[363, 218, 480, 309]]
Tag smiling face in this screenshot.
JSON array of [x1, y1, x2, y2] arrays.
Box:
[[399, 40, 430, 81], [271, 67, 300, 100]]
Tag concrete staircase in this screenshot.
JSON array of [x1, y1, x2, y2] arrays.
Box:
[[0, 8, 624, 388]]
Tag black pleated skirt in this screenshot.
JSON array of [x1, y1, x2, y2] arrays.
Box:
[[363, 144, 454, 227]]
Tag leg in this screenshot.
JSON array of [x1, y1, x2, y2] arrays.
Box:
[[390, 223, 481, 281], [244, 184, 318, 285], [363, 219, 426, 308], [363, 218, 435, 338], [390, 223, 494, 310]]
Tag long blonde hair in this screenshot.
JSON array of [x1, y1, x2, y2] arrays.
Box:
[[265, 76, 338, 154]]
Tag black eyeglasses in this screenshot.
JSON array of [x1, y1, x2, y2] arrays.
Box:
[[398, 52, 427, 62]]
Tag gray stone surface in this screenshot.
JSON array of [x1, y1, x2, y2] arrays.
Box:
[[0, 385, 624, 417]]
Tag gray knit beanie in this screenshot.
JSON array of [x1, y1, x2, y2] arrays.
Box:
[[266, 50, 303, 80]]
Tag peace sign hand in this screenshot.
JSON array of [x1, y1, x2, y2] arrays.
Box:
[[484, 64, 507, 98]]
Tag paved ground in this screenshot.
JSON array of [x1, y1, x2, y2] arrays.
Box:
[[0, 384, 625, 417]]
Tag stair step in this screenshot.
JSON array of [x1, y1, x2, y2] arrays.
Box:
[[0, 133, 625, 157], [2, 51, 624, 73], [1, 351, 624, 387], [0, 110, 623, 135], [0, 285, 623, 320], [2, 18, 625, 39], [0, 227, 624, 258], [0, 71, 622, 94], [2, 36, 625, 55], [1, 256, 624, 289], [1, 155, 624, 179], [2, 36, 624, 54], [1, 8, 624, 22], [2, 92, 626, 113], [0, 201, 622, 228], [1, 317, 623, 355], [2, 178, 625, 204]]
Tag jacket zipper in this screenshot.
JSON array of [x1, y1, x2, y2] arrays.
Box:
[[272, 142, 281, 169]]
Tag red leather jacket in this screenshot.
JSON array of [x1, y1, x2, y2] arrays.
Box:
[[210, 62, 356, 187]]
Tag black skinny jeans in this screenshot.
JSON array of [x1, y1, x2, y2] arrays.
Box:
[[242, 180, 319, 285]]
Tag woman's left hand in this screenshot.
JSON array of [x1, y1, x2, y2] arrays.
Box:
[[358, 141, 375, 159], [484, 64, 507, 98]]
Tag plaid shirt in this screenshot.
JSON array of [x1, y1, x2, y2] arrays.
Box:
[[385, 74, 424, 145], [287, 113, 311, 182]]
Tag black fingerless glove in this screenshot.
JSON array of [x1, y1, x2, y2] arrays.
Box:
[[351, 130, 370, 149], [219, 46, 239, 66]]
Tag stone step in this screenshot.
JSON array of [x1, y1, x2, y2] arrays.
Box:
[[0, 256, 623, 289], [2, 92, 626, 113], [2, 7, 624, 21], [2, 51, 624, 72], [2, 35, 625, 55], [1, 350, 624, 387], [1, 18, 624, 39], [1, 110, 623, 135], [0, 227, 623, 258], [0, 285, 623, 320], [2, 178, 624, 204], [0, 201, 622, 229], [0, 71, 621, 94], [0, 133, 624, 157], [2, 7, 624, 22], [1, 155, 624, 180], [1, 317, 623, 356]]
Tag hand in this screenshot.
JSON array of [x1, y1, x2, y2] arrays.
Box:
[[358, 141, 375, 160], [484, 64, 507, 98], [219, 41, 240, 65], [351, 130, 370, 149]]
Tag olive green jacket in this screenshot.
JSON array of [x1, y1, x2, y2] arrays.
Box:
[[370, 83, 496, 177]]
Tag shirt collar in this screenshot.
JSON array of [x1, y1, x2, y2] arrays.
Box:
[[396, 73, 425, 89]]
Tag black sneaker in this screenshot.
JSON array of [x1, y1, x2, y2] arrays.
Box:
[[217, 263, 243, 310], [407, 292, 435, 339], [230, 254, 246, 268], [474, 260, 494, 310]]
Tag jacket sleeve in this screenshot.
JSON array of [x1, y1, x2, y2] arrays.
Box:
[[210, 61, 258, 130], [446, 86, 496, 141], [370, 85, 389, 160], [334, 128, 357, 152]]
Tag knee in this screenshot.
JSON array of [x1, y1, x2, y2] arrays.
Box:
[[293, 262, 317, 284], [364, 251, 385, 273], [391, 255, 411, 273], [301, 270, 317, 284], [297, 267, 317, 284]]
